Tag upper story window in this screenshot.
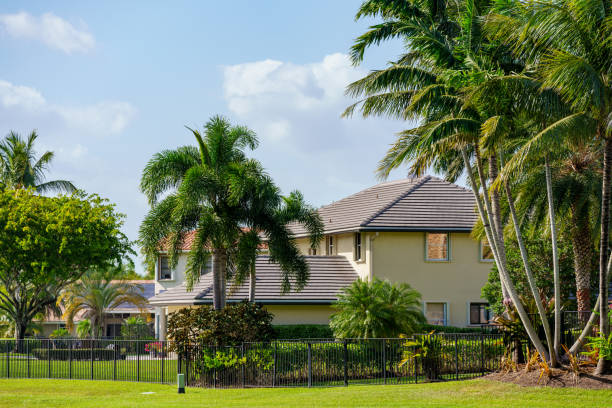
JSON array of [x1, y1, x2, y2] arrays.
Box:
[[469, 302, 491, 325], [308, 247, 317, 255], [480, 239, 494, 262], [326, 235, 335, 255], [200, 258, 213, 275], [354, 232, 362, 261], [158, 255, 172, 280], [425, 233, 449, 261]]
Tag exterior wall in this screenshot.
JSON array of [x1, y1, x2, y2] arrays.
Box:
[[155, 252, 189, 294], [165, 304, 334, 325], [371, 231, 491, 327]]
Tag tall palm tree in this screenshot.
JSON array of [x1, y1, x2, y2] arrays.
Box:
[[486, 0, 612, 373], [0, 131, 76, 193], [330, 278, 425, 338], [59, 269, 149, 338], [139, 116, 322, 310]]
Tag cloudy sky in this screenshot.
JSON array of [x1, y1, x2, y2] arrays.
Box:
[[0, 1, 411, 273]]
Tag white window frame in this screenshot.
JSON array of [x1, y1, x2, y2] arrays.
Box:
[[467, 302, 491, 326], [479, 239, 494, 262], [326, 235, 335, 255], [424, 301, 448, 326], [308, 247, 317, 255], [425, 232, 450, 262], [157, 255, 174, 281], [354, 232, 363, 261]]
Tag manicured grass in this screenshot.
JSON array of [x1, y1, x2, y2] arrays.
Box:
[[0, 378, 610, 408]]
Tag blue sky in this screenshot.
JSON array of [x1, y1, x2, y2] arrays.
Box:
[[0, 1, 410, 273]]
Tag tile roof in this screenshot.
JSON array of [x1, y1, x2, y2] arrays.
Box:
[[289, 176, 477, 236], [149, 256, 358, 306]]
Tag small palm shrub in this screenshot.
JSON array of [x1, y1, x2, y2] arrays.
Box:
[[330, 278, 425, 338], [76, 319, 91, 339]]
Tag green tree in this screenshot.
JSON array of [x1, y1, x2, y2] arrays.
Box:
[[59, 268, 149, 338], [0, 189, 132, 340], [76, 319, 91, 339], [139, 115, 322, 310], [0, 131, 76, 193], [330, 278, 425, 339]]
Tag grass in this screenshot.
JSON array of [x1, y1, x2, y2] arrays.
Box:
[[0, 379, 610, 408]]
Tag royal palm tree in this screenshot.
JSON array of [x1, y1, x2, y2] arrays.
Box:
[[330, 278, 425, 338], [486, 0, 612, 373], [0, 131, 76, 193], [59, 269, 149, 338], [139, 115, 322, 310]]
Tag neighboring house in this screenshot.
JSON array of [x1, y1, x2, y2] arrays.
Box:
[[149, 176, 494, 339], [39, 280, 156, 338]]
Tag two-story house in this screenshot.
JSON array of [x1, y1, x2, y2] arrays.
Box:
[[148, 176, 494, 339]]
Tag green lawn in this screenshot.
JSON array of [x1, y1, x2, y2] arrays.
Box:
[[0, 379, 610, 408]]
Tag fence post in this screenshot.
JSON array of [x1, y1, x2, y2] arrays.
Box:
[[241, 343, 245, 388], [382, 339, 386, 385], [414, 355, 418, 384], [5, 340, 9, 378], [307, 342, 312, 388], [454, 334, 459, 381], [113, 340, 117, 381], [27, 340, 30, 379], [480, 333, 485, 377], [273, 342, 277, 387], [161, 342, 165, 384], [68, 340, 72, 380], [90, 339, 94, 381], [137, 342, 140, 382], [343, 340, 348, 387], [47, 339, 51, 378]]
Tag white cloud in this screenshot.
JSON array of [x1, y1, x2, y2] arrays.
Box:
[[222, 53, 408, 207], [0, 79, 135, 136], [0, 12, 94, 54]]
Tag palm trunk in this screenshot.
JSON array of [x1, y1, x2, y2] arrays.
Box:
[[462, 148, 549, 360], [489, 155, 510, 302], [570, 208, 593, 314], [212, 248, 227, 310], [504, 180, 555, 363], [249, 264, 256, 302], [544, 157, 561, 366], [596, 137, 612, 375]]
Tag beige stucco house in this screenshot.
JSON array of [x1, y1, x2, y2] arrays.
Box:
[[149, 176, 494, 339]]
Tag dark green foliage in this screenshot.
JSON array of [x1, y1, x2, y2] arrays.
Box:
[[273, 325, 333, 339], [481, 235, 582, 316], [31, 348, 120, 361], [418, 324, 495, 334], [167, 301, 274, 350]]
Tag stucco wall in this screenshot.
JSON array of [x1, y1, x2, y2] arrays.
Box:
[[154, 252, 189, 294]]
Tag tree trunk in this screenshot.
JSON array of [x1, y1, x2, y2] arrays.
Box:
[[596, 137, 612, 375], [462, 148, 550, 361], [489, 155, 510, 302], [545, 157, 561, 366], [570, 208, 593, 314], [249, 264, 256, 303], [212, 248, 227, 310]]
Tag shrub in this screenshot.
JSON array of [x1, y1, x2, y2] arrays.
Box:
[[418, 324, 497, 334], [49, 328, 70, 338], [121, 316, 152, 339], [273, 325, 333, 339], [167, 301, 274, 352], [330, 278, 425, 338], [31, 348, 120, 360]]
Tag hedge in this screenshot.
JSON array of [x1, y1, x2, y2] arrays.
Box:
[[273, 325, 334, 339], [31, 348, 122, 361]]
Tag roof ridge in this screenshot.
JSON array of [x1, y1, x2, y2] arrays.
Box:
[[360, 175, 432, 227], [426, 175, 473, 193]]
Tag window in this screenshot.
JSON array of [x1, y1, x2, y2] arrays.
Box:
[[425, 233, 449, 261], [425, 302, 447, 325], [308, 247, 317, 255], [326, 235, 335, 255], [200, 258, 213, 275], [469, 303, 491, 325], [480, 239, 494, 261], [354, 233, 362, 261], [158, 255, 172, 280]]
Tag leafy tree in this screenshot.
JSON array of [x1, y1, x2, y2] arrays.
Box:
[[0, 189, 132, 340], [59, 268, 149, 338], [0, 131, 75, 193], [330, 278, 425, 338], [139, 115, 322, 309], [77, 319, 91, 339]]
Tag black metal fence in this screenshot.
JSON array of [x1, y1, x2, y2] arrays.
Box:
[[0, 333, 504, 388]]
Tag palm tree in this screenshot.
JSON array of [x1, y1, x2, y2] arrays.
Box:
[[0, 131, 76, 193], [139, 116, 322, 310], [486, 0, 612, 373], [59, 269, 148, 338], [330, 278, 425, 338]]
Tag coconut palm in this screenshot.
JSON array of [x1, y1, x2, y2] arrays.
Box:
[[486, 0, 612, 373], [0, 131, 76, 193], [59, 269, 149, 338], [139, 115, 322, 310], [330, 278, 425, 338]]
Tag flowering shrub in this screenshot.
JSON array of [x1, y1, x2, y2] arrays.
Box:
[[145, 342, 163, 353]]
